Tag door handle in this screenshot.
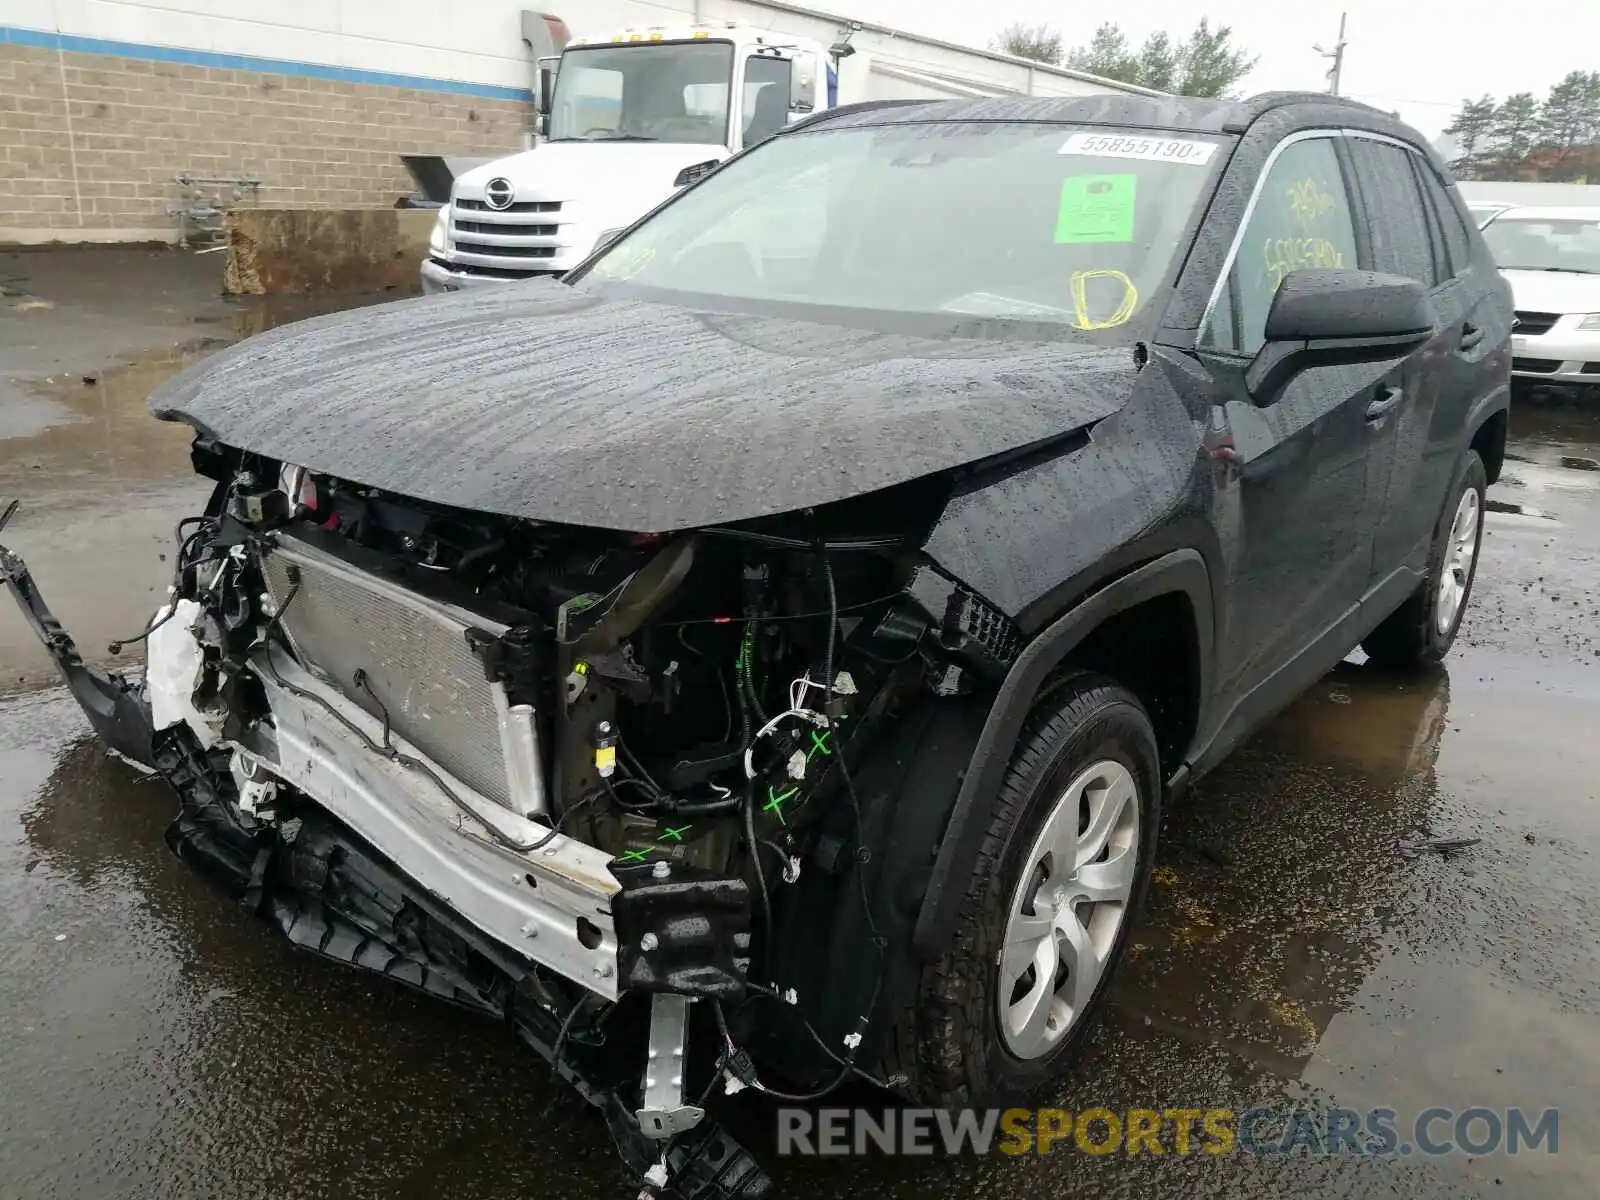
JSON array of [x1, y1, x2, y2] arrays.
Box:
[[1366, 385, 1403, 421], [1460, 323, 1484, 350]]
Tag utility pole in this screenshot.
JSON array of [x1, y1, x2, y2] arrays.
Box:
[[1314, 12, 1348, 96]]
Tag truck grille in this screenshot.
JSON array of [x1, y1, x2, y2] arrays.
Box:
[[1514, 311, 1560, 336], [453, 219, 559, 238], [448, 196, 570, 277], [456, 198, 562, 214], [261, 536, 513, 808], [1512, 357, 1560, 374], [455, 243, 557, 259]]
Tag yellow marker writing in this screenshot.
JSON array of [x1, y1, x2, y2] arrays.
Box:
[[1069, 269, 1139, 330]]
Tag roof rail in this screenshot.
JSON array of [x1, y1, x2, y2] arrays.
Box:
[[782, 99, 935, 135], [1233, 90, 1391, 125]]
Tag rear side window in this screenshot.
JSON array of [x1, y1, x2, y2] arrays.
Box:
[[1350, 139, 1439, 287], [1410, 159, 1475, 276], [1203, 135, 1359, 354]]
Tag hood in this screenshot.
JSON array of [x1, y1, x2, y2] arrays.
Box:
[[149, 284, 1137, 531], [1500, 268, 1600, 315], [455, 143, 726, 204]]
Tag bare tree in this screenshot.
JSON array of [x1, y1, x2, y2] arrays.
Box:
[[992, 22, 1064, 66]]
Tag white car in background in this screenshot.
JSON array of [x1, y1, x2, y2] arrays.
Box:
[[1479, 206, 1600, 392], [1466, 200, 1514, 228]]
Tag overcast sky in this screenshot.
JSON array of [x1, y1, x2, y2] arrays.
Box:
[[848, 0, 1598, 139]]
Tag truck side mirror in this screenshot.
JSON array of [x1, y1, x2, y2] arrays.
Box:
[[537, 67, 555, 130], [790, 54, 817, 113]]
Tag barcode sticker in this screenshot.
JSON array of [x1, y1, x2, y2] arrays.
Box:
[[1059, 133, 1217, 165]]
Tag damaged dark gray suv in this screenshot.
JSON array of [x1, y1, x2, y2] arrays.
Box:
[[1, 91, 1511, 1198]]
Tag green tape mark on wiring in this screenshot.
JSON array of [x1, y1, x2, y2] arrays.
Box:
[[806, 729, 833, 761], [660, 824, 692, 842], [1055, 174, 1137, 244], [617, 847, 652, 863]]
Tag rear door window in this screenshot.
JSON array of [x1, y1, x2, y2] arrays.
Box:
[[1349, 139, 1441, 287], [1409, 158, 1476, 277], [1204, 135, 1360, 354]]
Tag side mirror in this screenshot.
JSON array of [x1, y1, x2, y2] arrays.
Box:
[[790, 53, 817, 113], [1246, 269, 1433, 403], [536, 66, 556, 137]]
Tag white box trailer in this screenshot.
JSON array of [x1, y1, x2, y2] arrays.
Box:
[[421, 0, 1160, 292]]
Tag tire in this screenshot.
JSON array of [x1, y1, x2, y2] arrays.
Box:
[[885, 673, 1161, 1108], [1362, 449, 1488, 670]]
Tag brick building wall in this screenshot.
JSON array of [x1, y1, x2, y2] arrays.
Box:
[[0, 40, 532, 242]]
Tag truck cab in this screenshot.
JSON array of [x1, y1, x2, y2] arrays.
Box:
[[422, 24, 826, 293]]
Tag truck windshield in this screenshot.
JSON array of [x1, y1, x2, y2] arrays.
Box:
[[548, 42, 735, 146], [580, 121, 1226, 336]]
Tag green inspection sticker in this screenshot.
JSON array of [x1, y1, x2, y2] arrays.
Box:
[[1055, 174, 1137, 244]]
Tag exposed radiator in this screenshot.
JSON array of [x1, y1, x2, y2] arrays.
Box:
[[261, 536, 512, 808]]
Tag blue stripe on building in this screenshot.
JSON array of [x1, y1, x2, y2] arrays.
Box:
[[0, 25, 531, 102]]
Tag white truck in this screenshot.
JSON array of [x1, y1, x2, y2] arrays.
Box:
[[421, 7, 1158, 293]]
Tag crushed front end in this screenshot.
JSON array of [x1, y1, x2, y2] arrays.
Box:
[[1, 446, 1022, 1197]]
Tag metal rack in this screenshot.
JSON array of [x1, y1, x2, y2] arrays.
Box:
[[167, 173, 262, 249]]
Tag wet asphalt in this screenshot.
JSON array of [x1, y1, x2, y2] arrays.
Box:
[[1, 249, 1597, 1199]]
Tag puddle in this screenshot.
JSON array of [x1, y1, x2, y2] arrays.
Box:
[[0, 341, 227, 502], [1559, 455, 1599, 472], [0, 292, 399, 507]]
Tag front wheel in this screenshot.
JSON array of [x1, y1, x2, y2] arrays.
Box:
[[886, 673, 1160, 1108], [1363, 449, 1487, 669]]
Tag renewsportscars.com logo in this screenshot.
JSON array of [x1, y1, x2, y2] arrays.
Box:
[[776, 1106, 1560, 1158]]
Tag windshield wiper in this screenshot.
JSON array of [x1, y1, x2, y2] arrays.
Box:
[[1532, 266, 1598, 274], [546, 134, 661, 143]]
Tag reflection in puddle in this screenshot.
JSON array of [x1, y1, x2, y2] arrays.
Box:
[[0, 343, 218, 498], [1119, 663, 1452, 1072], [0, 292, 397, 505]]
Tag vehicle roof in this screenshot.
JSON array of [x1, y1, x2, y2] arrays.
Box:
[[801, 91, 1423, 142], [1487, 205, 1600, 221]]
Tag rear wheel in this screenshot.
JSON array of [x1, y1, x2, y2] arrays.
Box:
[[1363, 449, 1487, 669], [887, 673, 1160, 1107]]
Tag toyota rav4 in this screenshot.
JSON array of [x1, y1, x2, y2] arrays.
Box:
[[1, 91, 1511, 1199]]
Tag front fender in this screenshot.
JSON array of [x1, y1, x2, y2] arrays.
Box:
[[911, 548, 1212, 956]]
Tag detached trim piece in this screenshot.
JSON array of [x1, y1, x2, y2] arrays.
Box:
[[0, 537, 156, 767], [913, 549, 1212, 953]]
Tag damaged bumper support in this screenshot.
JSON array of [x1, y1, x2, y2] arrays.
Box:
[[0, 525, 769, 1199], [248, 651, 625, 995]]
